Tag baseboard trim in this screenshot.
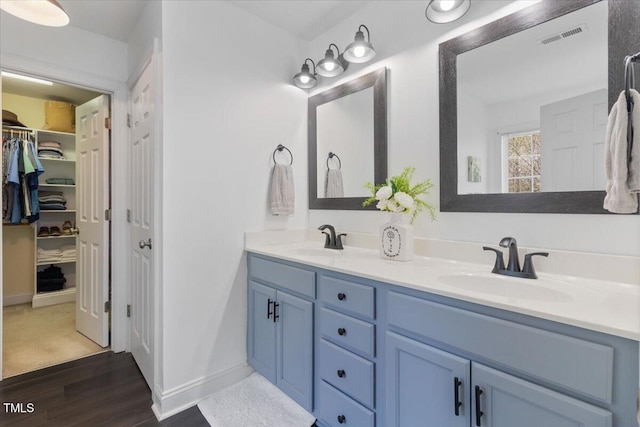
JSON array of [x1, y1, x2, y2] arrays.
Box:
[[151, 362, 253, 420], [3, 293, 33, 306]]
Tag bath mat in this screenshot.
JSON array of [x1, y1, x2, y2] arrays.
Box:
[[197, 372, 316, 427]]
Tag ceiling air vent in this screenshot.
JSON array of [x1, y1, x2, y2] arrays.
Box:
[[539, 24, 587, 45]]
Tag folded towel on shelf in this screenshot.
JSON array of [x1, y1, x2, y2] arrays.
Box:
[[46, 178, 75, 185], [270, 163, 295, 215], [604, 90, 639, 213], [38, 141, 62, 149], [324, 168, 344, 198], [40, 204, 67, 210]]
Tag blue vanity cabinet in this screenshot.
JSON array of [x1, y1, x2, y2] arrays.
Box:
[[385, 332, 471, 427], [247, 256, 315, 411], [316, 275, 377, 427]]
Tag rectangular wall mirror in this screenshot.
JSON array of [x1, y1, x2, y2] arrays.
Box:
[[308, 67, 387, 210], [440, 0, 640, 213]]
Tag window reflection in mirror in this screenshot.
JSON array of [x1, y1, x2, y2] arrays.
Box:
[[456, 1, 607, 195]]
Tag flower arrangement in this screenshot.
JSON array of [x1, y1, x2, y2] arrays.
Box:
[[363, 167, 436, 224]]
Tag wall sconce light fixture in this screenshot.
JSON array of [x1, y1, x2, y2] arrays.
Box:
[[293, 58, 318, 89], [425, 0, 470, 24], [343, 25, 376, 63], [0, 0, 70, 27], [293, 24, 376, 89], [317, 44, 349, 78]]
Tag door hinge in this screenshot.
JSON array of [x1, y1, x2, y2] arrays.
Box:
[[105, 209, 112, 221], [126, 114, 131, 128], [126, 209, 131, 223], [104, 300, 111, 313], [105, 117, 111, 129], [127, 304, 131, 318]]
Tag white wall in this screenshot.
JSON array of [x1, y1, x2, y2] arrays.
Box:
[[305, 0, 640, 257], [159, 0, 307, 397], [127, 0, 163, 77]]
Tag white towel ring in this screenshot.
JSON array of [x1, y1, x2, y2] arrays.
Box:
[[326, 152, 341, 170], [273, 144, 293, 165]]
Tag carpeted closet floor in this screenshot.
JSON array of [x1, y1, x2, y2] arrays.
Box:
[[2, 302, 107, 378]]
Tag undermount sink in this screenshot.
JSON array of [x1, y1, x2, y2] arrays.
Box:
[[292, 247, 344, 257], [436, 272, 573, 302]]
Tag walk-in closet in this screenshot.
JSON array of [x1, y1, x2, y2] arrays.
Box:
[[2, 72, 110, 378]]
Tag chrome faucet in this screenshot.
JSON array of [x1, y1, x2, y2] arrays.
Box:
[[483, 237, 548, 279], [318, 224, 346, 250]]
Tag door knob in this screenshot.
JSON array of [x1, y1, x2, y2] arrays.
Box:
[[139, 238, 152, 249]]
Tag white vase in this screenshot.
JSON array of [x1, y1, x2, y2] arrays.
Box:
[[379, 212, 414, 261]]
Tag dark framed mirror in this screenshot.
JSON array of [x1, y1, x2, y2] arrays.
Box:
[[439, 0, 640, 213], [308, 67, 387, 210]]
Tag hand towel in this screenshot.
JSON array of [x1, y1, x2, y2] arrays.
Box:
[[324, 168, 344, 198], [604, 90, 639, 213], [626, 89, 640, 192], [270, 163, 295, 215]]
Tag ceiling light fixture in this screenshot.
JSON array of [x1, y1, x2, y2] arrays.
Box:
[[0, 0, 70, 27], [425, 0, 470, 24], [343, 25, 376, 64], [1, 71, 53, 86], [293, 58, 317, 89], [317, 44, 349, 78]]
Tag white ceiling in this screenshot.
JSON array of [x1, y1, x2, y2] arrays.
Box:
[[54, 0, 371, 43]]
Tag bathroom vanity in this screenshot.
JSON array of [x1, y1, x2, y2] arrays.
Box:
[[246, 239, 639, 427]]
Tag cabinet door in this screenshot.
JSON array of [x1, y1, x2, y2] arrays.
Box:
[[472, 363, 612, 427], [248, 281, 277, 383], [386, 332, 471, 427], [277, 290, 313, 411]]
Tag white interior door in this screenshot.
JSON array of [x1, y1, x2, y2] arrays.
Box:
[[540, 89, 607, 191], [76, 95, 110, 347], [129, 59, 155, 387]]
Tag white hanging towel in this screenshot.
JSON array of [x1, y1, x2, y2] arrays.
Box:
[[604, 90, 640, 213], [270, 163, 295, 215], [626, 89, 640, 192], [324, 168, 344, 198]]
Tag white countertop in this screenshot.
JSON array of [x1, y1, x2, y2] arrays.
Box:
[[245, 238, 640, 341]]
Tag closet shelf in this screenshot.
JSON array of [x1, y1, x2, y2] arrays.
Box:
[[37, 235, 77, 240], [37, 129, 75, 137], [37, 259, 76, 266], [38, 157, 75, 163], [40, 184, 75, 188], [40, 210, 77, 213]]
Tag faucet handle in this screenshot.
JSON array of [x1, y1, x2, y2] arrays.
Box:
[[483, 246, 505, 273], [522, 252, 549, 279], [335, 233, 347, 250]]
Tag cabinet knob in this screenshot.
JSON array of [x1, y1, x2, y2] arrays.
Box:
[[337, 415, 346, 424], [337, 292, 346, 301], [337, 328, 346, 336], [337, 369, 346, 378]]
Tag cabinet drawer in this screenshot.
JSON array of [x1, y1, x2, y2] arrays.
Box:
[[387, 291, 614, 403], [317, 381, 375, 427], [249, 256, 315, 298], [319, 340, 375, 408], [320, 307, 375, 358], [320, 276, 374, 320]]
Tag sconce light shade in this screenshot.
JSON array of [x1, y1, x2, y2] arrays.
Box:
[[293, 58, 317, 89], [425, 0, 470, 24], [317, 44, 349, 78], [0, 0, 70, 27], [343, 25, 376, 64]]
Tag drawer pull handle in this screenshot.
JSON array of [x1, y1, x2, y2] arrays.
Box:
[[337, 415, 346, 424], [337, 369, 346, 378], [454, 377, 462, 416], [337, 328, 346, 336], [475, 385, 484, 426], [337, 293, 346, 301]]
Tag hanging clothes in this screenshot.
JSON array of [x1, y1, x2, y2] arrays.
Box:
[[2, 135, 44, 224]]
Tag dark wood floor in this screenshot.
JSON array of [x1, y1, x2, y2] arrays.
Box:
[[0, 351, 209, 426]]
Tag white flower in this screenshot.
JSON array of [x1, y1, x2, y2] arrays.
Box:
[[376, 199, 388, 211], [375, 185, 392, 201], [394, 192, 415, 209], [387, 199, 403, 212]]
